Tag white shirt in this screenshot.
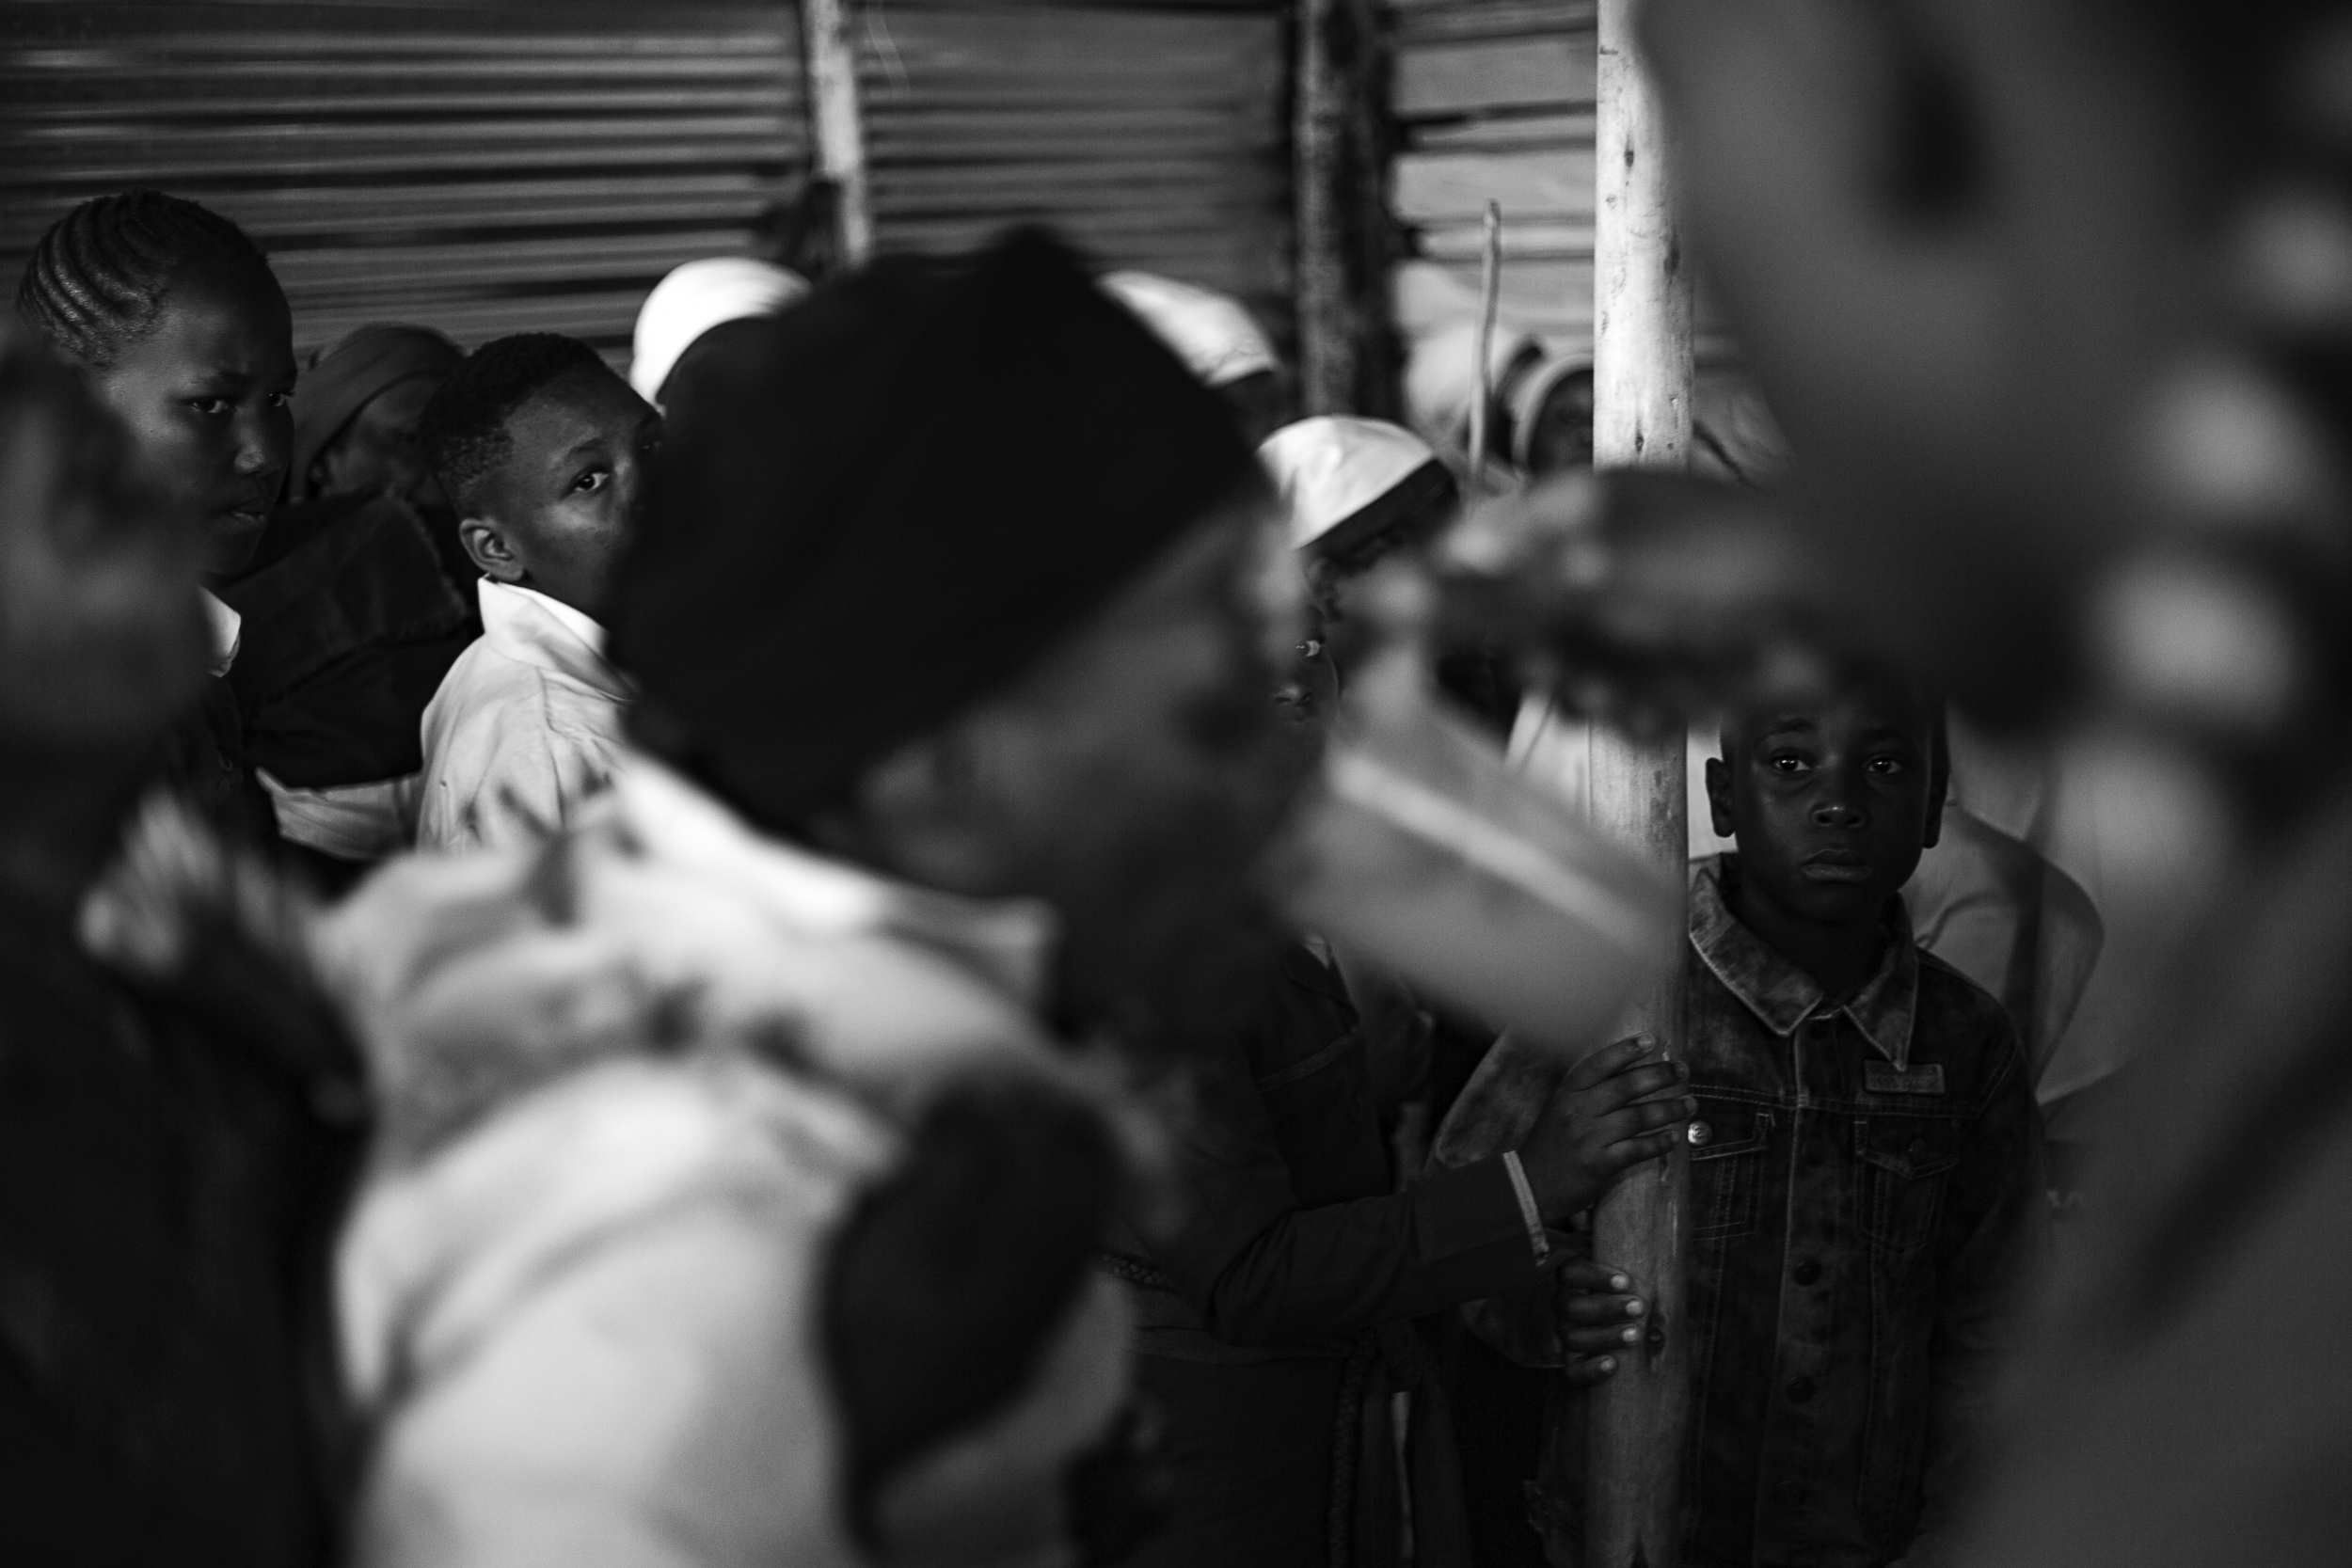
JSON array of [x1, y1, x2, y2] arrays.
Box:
[[416, 578, 630, 854]]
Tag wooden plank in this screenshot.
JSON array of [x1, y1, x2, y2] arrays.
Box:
[[1582, 0, 1693, 1561], [1410, 111, 1596, 154], [1395, 36, 1595, 118], [803, 0, 874, 261]]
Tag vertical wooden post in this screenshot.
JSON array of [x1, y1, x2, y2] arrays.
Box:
[[801, 0, 873, 263], [1294, 0, 1391, 416], [1581, 0, 1693, 1564]]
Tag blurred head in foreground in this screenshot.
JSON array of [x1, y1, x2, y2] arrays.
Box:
[[0, 323, 208, 904], [17, 189, 295, 582], [1101, 269, 1289, 445], [623, 228, 1309, 1052]]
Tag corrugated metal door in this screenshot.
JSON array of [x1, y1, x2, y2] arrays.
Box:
[[1388, 0, 1595, 357], [854, 4, 1295, 353], [0, 1, 807, 359]]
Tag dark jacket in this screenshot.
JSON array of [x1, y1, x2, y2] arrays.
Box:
[[0, 834, 368, 1564], [1110, 943, 1554, 1568], [218, 489, 475, 790], [1680, 856, 2048, 1568]]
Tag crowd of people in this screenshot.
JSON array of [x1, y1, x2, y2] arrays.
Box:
[[5, 4, 2351, 1565]]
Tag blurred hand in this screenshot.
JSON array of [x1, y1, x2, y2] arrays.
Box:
[[1422, 468, 1833, 738], [1515, 1034, 1693, 1224]]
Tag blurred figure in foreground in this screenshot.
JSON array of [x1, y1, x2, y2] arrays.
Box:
[[1427, 3, 2352, 1564], [1103, 270, 1290, 445], [322, 230, 1308, 1567], [0, 323, 364, 1564], [1111, 415, 1690, 1568]]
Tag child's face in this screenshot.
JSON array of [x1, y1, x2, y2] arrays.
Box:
[[467, 365, 659, 617], [89, 272, 296, 580], [1707, 679, 1945, 927], [316, 372, 447, 515]]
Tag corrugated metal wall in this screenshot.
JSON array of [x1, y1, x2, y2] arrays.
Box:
[[858, 5, 1293, 352], [0, 2, 807, 360], [1387, 0, 1594, 358], [1, 1, 1294, 363]]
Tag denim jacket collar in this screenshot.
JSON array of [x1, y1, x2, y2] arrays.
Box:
[[1688, 854, 1918, 1070]]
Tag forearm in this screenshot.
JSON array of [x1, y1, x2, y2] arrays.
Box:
[[1185, 1156, 1549, 1345]]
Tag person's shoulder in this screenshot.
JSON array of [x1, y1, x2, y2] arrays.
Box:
[[1912, 942, 2028, 1085]]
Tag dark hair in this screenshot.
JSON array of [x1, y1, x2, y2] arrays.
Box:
[[15, 189, 279, 370], [419, 332, 609, 515]]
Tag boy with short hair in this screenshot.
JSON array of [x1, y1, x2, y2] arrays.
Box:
[[414, 333, 658, 852], [1670, 666, 2048, 1567]]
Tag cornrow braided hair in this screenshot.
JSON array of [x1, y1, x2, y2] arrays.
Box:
[[15, 188, 278, 370]]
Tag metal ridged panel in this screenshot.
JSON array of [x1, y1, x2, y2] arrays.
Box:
[[0, 2, 806, 361], [855, 4, 1295, 356], [1387, 0, 1595, 356]]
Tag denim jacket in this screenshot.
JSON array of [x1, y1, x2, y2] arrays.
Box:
[[1680, 856, 2048, 1568]]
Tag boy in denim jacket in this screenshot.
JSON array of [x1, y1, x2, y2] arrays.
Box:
[[1663, 669, 2048, 1567]]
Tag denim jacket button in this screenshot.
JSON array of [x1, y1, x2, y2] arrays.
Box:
[[1907, 1136, 1930, 1161], [1792, 1259, 1820, 1286], [1785, 1375, 1818, 1403], [1687, 1120, 1713, 1147]]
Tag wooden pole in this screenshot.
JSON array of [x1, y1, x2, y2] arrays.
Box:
[[801, 0, 873, 264], [1468, 200, 1503, 493], [1294, 0, 1391, 416], [1579, 0, 1694, 1563]]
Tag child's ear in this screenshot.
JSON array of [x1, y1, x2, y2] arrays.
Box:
[[460, 516, 524, 584], [1704, 754, 1737, 841]]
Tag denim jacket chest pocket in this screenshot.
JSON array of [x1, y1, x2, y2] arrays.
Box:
[[1852, 1115, 1962, 1257], [1689, 1102, 1774, 1242]]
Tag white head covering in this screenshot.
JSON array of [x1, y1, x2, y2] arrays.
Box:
[[1508, 353, 1594, 470], [1099, 271, 1279, 388], [1258, 416, 1451, 555], [630, 258, 809, 404], [1403, 319, 1541, 461]]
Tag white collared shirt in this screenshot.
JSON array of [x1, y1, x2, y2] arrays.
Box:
[[415, 578, 631, 854]]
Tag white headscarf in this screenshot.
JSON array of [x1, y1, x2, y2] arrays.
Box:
[[1099, 271, 1279, 388], [630, 258, 809, 404], [1259, 416, 1445, 553], [1402, 319, 1541, 463]]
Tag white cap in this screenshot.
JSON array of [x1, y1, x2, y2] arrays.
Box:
[[1258, 416, 1450, 554], [629, 257, 809, 404], [1402, 319, 1540, 458], [1100, 271, 1279, 388]]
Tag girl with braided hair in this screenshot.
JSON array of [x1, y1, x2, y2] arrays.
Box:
[[20, 192, 478, 875], [15, 190, 294, 843], [18, 188, 295, 580]]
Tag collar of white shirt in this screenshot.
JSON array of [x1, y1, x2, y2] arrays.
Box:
[[201, 590, 242, 677], [476, 578, 629, 703]]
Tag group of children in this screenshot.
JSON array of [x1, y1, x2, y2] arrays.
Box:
[[5, 184, 2055, 1568]]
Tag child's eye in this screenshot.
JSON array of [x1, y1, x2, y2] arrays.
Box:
[[186, 397, 232, 417], [1768, 752, 1810, 773], [571, 468, 611, 495], [1867, 756, 1907, 776], [266, 390, 293, 410]]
